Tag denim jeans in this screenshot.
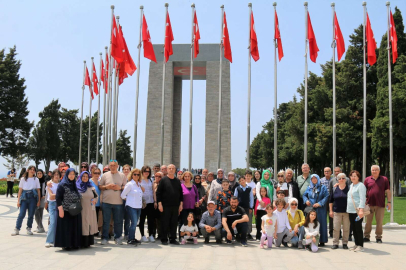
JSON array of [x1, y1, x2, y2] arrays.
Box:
[[46, 201, 57, 244], [102, 203, 123, 240], [126, 206, 141, 241], [123, 201, 130, 237], [290, 226, 305, 245], [16, 191, 37, 230]]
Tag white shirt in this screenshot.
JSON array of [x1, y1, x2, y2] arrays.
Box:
[[140, 179, 154, 204], [273, 209, 291, 233], [121, 180, 143, 209], [247, 181, 256, 192], [19, 177, 40, 190], [304, 222, 320, 237], [261, 214, 278, 236], [46, 182, 59, 202], [180, 224, 199, 233]]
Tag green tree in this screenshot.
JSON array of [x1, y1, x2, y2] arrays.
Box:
[[80, 111, 102, 164], [59, 108, 80, 164], [38, 99, 61, 172], [116, 130, 132, 167], [27, 124, 46, 169], [0, 46, 33, 159]]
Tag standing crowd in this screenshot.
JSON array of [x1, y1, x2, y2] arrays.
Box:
[[9, 161, 391, 252]]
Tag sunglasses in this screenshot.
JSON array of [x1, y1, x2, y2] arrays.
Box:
[[338, 177, 345, 180], [195, 178, 201, 180], [133, 173, 140, 176], [81, 166, 87, 168], [291, 203, 298, 206], [93, 172, 100, 175], [144, 170, 151, 173], [110, 159, 117, 162], [277, 175, 284, 178]]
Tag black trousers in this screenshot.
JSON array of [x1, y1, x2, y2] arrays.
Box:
[[255, 210, 267, 240], [222, 222, 248, 242], [298, 197, 305, 211], [161, 205, 179, 243], [139, 203, 156, 237], [6, 181, 14, 196], [349, 213, 364, 247]]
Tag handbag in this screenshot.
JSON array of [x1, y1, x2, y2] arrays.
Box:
[[304, 189, 319, 215], [68, 201, 83, 216], [351, 186, 370, 216]]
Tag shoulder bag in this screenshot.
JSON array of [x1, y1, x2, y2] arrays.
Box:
[[351, 187, 370, 216], [68, 201, 83, 216]]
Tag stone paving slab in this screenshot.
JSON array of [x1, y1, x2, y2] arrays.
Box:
[[1, 195, 405, 270]]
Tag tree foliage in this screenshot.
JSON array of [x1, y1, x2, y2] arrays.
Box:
[[116, 130, 132, 167]]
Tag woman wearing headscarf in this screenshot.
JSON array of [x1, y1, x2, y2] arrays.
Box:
[[303, 174, 329, 246], [227, 171, 240, 193], [256, 169, 275, 207], [34, 169, 47, 233], [193, 174, 207, 230], [77, 171, 98, 248], [208, 169, 225, 203], [54, 168, 82, 250]]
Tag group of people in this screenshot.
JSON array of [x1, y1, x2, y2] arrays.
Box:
[[9, 161, 391, 253]]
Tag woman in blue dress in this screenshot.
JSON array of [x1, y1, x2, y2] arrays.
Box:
[[303, 174, 329, 246]]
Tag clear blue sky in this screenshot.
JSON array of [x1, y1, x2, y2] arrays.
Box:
[[1, 0, 405, 176]]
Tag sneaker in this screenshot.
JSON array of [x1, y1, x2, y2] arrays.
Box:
[[134, 239, 141, 245], [101, 239, 108, 245], [193, 238, 198, 245], [45, 243, 51, 248], [349, 245, 358, 251], [50, 244, 54, 247], [180, 239, 186, 245], [216, 240, 222, 244], [11, 195, 15, 198], [204, 237, 210, 244], [124, 235, 129, 241], [363, 237, 370, 242], [298, 242, 304, 249], [11, 228, 19, 236], [26, 228, 33, 235], [127, 240, 137, 246], [354, 246, 364, 252], [376, 239, 382, 243], [331, 245, 339, 249], [282, 241, 288, 247], [141, 236, 149, 243], [161, 241, 168, 245], [115, 237, 123, 245], [259, 244, 264, 249], [247, 234, 253, 240], [149, 236, 155, 243], [343, 244, 348, 249], [170, 240, 180, 245], [241, 241, 248, 247], [226, 239, 232, 244], [37, 228, 46, 233]]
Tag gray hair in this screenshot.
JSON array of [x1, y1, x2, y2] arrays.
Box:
[[286, 168, 294, 174], [371, 165, 380, 171], [337, 173, 346, 180], [301, 163, 309, 169]]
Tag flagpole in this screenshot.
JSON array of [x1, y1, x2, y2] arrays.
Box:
[[304, 2, 308, 164], [160, 3, 169, 166], [79, 61, 86, 166], [332, 3, 337, 170], [362, 1, 367, 181], [108, 64, 113, 160], [88, 57, 94, 163], [103, 46, 108, 165], [113, 15, 121, 160], [188, 3, 195, 172], [96, 52, 102, 166], [273, 2, 278, 175], [112, 64, 118, 159], [386, 1, 396, 225], [246, 3, 252, 170], [108, 5, 115, 162], [133, 6, 143, 168], [218, 5, 224, 169]]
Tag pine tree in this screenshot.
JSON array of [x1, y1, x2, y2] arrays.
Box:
[[0, 46, 33, 158], [27, 124, 46, 169], [116, 130, 132, 167]]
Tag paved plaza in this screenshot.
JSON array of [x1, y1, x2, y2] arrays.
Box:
[[0, 195, 405, 270]]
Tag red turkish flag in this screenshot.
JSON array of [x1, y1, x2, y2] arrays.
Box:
[[84, 66, 93, 100], [92, 63, 99, 95], [390, 11, 398, 63], [307, 12, 319, 63], [105, 53, 109, 94], [120, 26, 137, 76], [334, 12, 345, 61], [111, 17, 125, 63], [193, 10, 200, 58], [250, 11, 259, 62], [142, 14, 157, 63], [223, 11, 232, 63], [101, 59, 105, 91], [274, 10, 284, 61], [164, 12, 174, 62], [366, 13, 377, 66]]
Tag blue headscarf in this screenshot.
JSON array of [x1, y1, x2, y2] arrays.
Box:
[[309, 174, 321, 198], [76, 171, 92, 193], [60, 168, 78, 192]]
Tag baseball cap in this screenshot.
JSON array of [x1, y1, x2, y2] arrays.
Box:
[[207, 201, 215, 206]]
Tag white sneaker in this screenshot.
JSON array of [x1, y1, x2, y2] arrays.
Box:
[[149, 236, 155, 243], [11, 228, 19, 236], [349, 245, 358, 251], [26, 228, 33, 235], [115, 237, 123, 245], [37, 228, 46, 233], [45, 243, 51, 248], [101, 239, 108, 245], [354, 246, 364, 252], [141, 236, 149, 242]]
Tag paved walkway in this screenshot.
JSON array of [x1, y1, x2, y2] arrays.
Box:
[[1, 195, 405, 270]]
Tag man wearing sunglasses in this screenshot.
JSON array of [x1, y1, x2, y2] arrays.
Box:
[[99, 160, 127, 245]]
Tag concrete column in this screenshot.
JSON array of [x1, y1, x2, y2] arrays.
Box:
[[205, 61, 232, 173], [172, 77, 182, 168], [144, 61, 174, 166]]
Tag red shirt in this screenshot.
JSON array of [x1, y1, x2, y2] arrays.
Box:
[[364, 175, 389, 208]]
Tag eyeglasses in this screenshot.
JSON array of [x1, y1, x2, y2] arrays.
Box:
[[291, 203, 298, 206], [93, 172, 100, 175], [110, 159, 117, 163], [144, 170, 151, 173], [338, 177, 345, 180], [133, 173, 140, 176], [81, 166, 87, 168], [195, 178, 201, 180], [277, 175, 284, 178]]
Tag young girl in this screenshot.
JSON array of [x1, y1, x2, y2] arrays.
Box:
[[45, 169, 61, 247], [180, 212, 199, 245], [255, 187, 271, 240], [260, 204, 278, 249], [302, 210, 320, 252]]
